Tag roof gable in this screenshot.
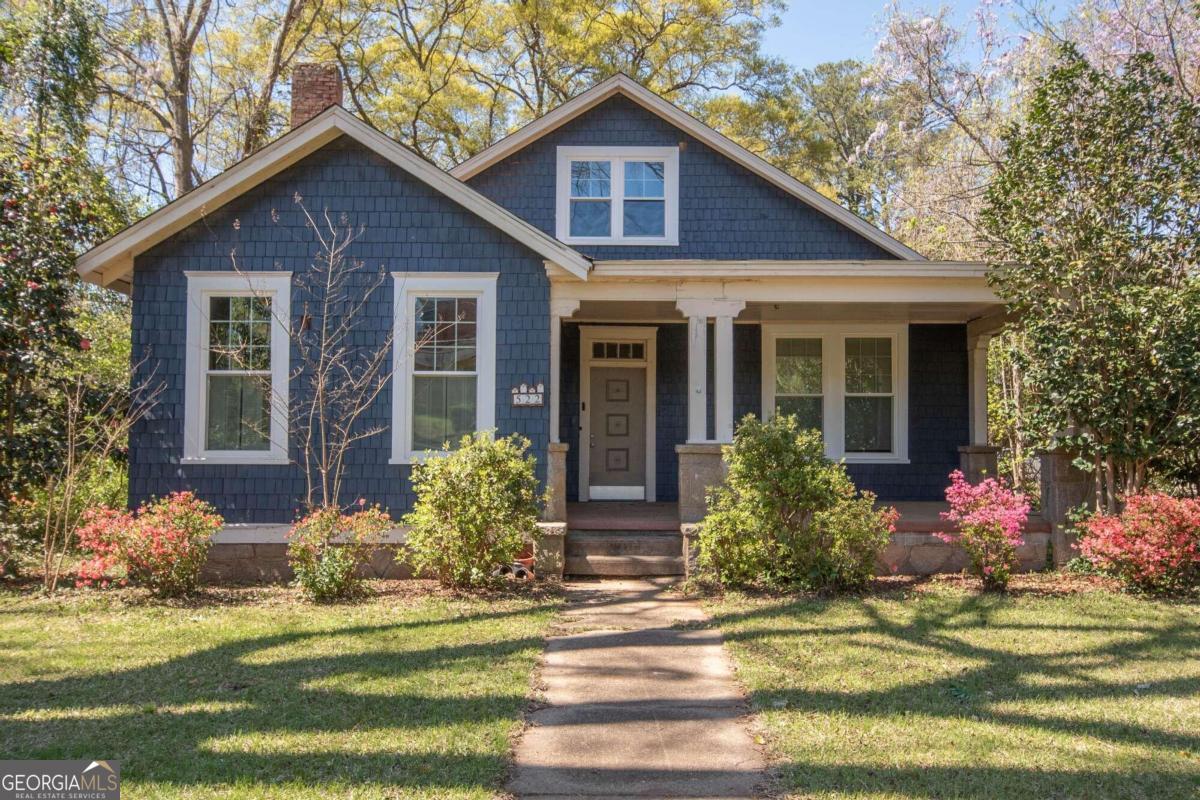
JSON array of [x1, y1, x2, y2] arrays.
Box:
[[77, 107, 592, 290], [451, 74, 923, 261]]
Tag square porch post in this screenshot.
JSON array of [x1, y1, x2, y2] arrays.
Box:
[[675, 299, 745, 522], [545, 299, 579, 523], [676, 299, 746, 444], [959, 332, 999, 482]]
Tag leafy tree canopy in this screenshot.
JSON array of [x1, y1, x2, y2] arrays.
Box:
[[983, 44, 1200, 511]]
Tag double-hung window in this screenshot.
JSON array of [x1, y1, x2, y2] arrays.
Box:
[[391, 273, 497, 463], [762, 324, 908, 462], [556, 147, 679, 245], [184, 272, 291, 464]]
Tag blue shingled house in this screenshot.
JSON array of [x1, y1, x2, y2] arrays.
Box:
[[76, 67, 1022, 577]]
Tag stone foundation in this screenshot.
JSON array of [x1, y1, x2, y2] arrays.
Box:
[[202, 543, 413, 584], [679, 524, 1051, 578], [878, 531, 1049, 575], [201, 522, 567, 584]]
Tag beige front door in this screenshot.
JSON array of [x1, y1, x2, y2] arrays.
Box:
[[588, 366, 647, 500]]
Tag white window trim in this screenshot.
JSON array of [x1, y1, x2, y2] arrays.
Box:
[[761, 323, 909, 464], [555, 146, 679, 246], [390, 272, 498, 464], [183, 271, 292, 465]]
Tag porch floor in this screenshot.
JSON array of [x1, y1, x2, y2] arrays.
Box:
[[567, 500, 1050, 534]]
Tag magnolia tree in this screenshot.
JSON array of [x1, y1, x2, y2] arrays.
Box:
[[983, 45, 1200, 512]]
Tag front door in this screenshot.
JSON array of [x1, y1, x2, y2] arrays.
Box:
[[588, 366, 647, 500]]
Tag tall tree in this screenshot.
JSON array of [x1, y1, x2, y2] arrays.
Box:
[[983, 46, 1200, 511], [0, 0, 128, 512], [97, 0, 219, 198]]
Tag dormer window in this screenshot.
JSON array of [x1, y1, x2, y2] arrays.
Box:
[[556, 146, 679, 245]]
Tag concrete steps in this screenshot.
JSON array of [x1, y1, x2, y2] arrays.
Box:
[[565, 531, 685, 576]]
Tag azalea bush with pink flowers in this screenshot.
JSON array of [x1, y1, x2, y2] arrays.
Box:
[[938, 470, 1030, 591], [287, 504, 392, 601], [1078, 494, 1200, 596], [75, 491, 223, 597]]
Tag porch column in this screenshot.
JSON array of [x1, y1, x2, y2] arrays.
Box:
[[548, 299, 580, 444], [676, 299, 746, 444], [968, 333, 992, 446], [712, 303, 745, 442], [959, 332, 999, 482], [678, 304, 709, 443]]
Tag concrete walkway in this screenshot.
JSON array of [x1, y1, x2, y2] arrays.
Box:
[[508, 579, 767, 799]]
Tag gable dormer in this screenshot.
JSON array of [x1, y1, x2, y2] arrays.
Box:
[[454, 75, 923, 262]]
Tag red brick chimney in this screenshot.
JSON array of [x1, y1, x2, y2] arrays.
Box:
[[290, 63, 343, 128]]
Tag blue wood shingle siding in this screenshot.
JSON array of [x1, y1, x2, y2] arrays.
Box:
[[561, 322, 967, 502], [466, 94, 896, 261], [129, 136, 551, 523]]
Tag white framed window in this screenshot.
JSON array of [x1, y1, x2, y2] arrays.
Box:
[[555, 146, 679, 245], [183, 271, 291, 464], [391, 273, 497, 464], [761, 324, 909, 463]]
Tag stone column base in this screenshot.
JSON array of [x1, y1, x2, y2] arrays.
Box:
[[676, 443, 727, 524], [533, 522, 566, 580], [1039, 449, 1092, 567], [543, 442, 569, 522], [680, 523, 701, 578], [958, 445, 1000, 483]]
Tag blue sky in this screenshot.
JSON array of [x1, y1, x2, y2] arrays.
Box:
[[762, 0, 986, 70]]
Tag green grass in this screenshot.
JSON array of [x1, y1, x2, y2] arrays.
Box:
[[0, 585, 560, 799], [706, 581, 1200, 799]]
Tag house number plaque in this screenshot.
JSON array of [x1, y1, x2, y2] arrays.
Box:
[[511, 382, 545, 407]]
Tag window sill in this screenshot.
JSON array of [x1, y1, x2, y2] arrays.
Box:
[[838, 456, 911, 465], [181, 455, 290, 466], [560, 236, 679, 247], [389, 451, 448, 466]]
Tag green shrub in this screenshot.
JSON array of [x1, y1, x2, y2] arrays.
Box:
[[698, 414, 897, 591], [287, 505, 392, 602], [76, 491, 222, 597], [404, 431, 542, 588]]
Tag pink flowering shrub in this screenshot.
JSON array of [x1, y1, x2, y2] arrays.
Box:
[[938, 470, 1030, 591], [76, 492, 222, 597], [1079, 494, 1200, 595], [287, 504, 392, 601]]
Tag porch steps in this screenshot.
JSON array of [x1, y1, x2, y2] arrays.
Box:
[[564, 530, 685, 576]]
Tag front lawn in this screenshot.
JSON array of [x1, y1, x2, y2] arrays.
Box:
[[0, 584, 560, 799], [707, 578, 1200, 799]]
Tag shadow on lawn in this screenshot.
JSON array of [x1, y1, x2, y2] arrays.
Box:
[[0, 605, 549, 794], [707, 594, 1200, 799]]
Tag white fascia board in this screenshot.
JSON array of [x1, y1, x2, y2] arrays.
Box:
[[552, 275, 1000, 305], [589, 259, 989, 279], [76, 107, 591, 290], [452, 74, 925, 261]]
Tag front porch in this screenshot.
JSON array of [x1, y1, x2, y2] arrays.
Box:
[[546, 262, 1008, 517]]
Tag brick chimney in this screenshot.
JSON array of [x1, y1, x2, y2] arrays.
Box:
[[290, 63, 343, 128]]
